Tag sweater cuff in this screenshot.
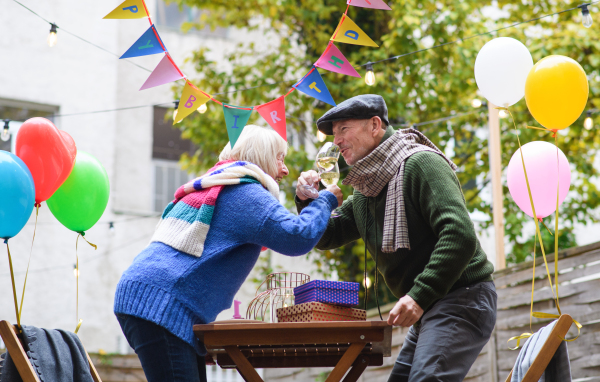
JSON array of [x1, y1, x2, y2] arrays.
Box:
[[406, 287, 438, 312], [294, 194, 311, 213], [318, 190, 338, 211]]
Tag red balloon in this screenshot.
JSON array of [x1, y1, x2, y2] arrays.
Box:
[[15, 118, 77, 204]]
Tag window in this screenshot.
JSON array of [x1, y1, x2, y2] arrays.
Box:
[[0, 98, 58, 153], [152, 106, 195, 212], [155, 0, 227, 37]]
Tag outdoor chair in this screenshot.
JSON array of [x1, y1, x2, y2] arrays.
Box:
[[0, 320, 102, 382], [505, 314, 573, 382]]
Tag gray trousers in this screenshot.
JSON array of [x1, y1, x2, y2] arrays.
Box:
[[387, 281, 497, 382]]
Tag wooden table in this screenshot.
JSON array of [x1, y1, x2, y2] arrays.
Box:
[[194, 321, 392, 382]]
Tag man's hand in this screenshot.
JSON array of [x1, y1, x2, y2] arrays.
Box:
[[296, 170, 321, 200], [325, 185, 343, 207], [387, 295, 424, 327]]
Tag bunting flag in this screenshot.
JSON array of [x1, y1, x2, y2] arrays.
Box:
[[293, 67, 336, 106], [314, 42, 361, 78], [120, 25, 166, 59], [256, 96, 287, 141], [223, 105, 253, 148], [140, 54, 184, 90], [347, 0, 392, 11], [174, 81, 211, 124], [103, 0, 149, 19], [330, 15, 378, 47]]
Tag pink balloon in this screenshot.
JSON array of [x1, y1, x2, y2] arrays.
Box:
[[507, 141, 571, 219]]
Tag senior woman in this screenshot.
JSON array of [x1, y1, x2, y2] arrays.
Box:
[[114, 124, 342, 382]]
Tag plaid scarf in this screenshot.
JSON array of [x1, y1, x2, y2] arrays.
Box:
[[151, 160, 279, 257], [342, 128, 457, 252]]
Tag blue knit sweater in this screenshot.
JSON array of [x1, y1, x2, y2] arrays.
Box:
[[114, 183, 337, 355]]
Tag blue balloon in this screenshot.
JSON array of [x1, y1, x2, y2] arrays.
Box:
[[0, 150, 35, 240]]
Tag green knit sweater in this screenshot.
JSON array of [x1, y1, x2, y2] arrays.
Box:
[[296, 128, 494, 311]]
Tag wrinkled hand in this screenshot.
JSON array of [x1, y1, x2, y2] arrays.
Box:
[[387, 295, 424, 327], [296, 170, 321, 200], [325, 185, 343, 207]]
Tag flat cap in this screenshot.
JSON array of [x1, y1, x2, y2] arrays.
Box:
[[316, 94, 389, 135]]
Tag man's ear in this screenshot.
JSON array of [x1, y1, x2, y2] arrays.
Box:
[[370, 116, 383, 136]]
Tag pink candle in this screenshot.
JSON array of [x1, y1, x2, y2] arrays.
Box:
[[233, 300, 243, 319]]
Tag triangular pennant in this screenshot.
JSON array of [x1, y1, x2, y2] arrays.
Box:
[[174, 81, 211, 123], [314, 42, 361, 78], [223, 104, 253, 148], [294, 68, 336, 106], [103, 0, 149, 19], [140, 54, 184, 90], [347, 0, 391, 11], [330, 15, 379, 47], [120, 25, 165, 59], [256, 96, 287, 141]]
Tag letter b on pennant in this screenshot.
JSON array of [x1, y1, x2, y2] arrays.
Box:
[[184, 95, 197, 108], [344, 30, 359, 40], [123, 5, 138, 13]]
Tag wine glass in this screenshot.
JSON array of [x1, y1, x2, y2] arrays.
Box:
[[298, 142, 341, 200]]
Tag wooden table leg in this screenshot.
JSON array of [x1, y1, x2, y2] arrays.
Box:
[[325, 342, 365, 382], [342, 354, 370, 382], [223, 346, 264, 382]]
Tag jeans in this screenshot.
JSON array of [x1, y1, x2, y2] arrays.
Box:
[[116, 314, 207, 382], [387, 281, 497, 382]]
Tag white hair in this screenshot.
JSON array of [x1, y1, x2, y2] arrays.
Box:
[[219, 124, 288, 178]]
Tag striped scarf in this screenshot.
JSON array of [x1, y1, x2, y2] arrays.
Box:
[[151, 160, 279, 257]]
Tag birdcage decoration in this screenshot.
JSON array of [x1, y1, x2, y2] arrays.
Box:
[[246, 272, 310, 322]]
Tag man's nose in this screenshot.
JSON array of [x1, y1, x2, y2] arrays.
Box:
[[333, 134, 341, 146]]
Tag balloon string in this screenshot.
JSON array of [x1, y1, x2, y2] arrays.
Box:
[[530, 228, 537, 335], [554, 134, 560, 311], [75, 234, 81, 333], [5, 240, 21, 328], [539, 218, 553, 236], [78, 232, 98, 250], [19, 204, 39, 320]]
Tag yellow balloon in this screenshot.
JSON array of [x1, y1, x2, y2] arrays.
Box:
[[525, 55, 588, 130]]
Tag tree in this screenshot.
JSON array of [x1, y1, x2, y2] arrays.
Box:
[[171, 0, 600, 307]]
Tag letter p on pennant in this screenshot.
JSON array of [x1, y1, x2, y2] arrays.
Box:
[[104, 0, 149, 19]]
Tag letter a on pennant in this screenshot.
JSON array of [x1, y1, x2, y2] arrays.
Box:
[[223, 104, 253, 148], [293, 67, 336, 106], [103, 0, 149, 19], [120, 25, 166, 59], [140, 54, 184, 90], [347, 0, 392, 11], [173, 81, 211, 124], [314, 42, 361, 78], [330, 15, 378, 47], [256, 96, 287, 141]]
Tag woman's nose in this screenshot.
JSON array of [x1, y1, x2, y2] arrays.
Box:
[[282, 164, 289, 176]]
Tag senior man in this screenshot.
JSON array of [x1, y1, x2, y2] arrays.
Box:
[[295, 94, 497, 382]]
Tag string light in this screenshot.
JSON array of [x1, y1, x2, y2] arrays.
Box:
[[365, 62, 375, 86], [47, 23, 58, 47], [1, 119, 10, 142], [317, 130, 327, 142], [471, 99, 483, 108], [363, 276, 372, 289], [108, 222, 115, 232], [73, 264, 79, 277], [198, 103, 208, 114], [580, 4, 593, 28], [173, 100, 180, 123], [584, 111, 594, 130]]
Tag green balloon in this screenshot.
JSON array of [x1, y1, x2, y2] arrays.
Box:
[[47, 151, 110, 233]]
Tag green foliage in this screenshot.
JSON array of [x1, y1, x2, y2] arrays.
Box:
[[171, 0, 600, 295]]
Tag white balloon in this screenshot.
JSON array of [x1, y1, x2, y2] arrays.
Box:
[[474, 37, 533, 107]]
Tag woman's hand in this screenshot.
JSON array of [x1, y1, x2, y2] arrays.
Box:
[[296, 170, 321, 200], [325, 185, 343, 207]]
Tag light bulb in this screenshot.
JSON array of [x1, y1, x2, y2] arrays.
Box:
[[109, 222, 115, 232], [585, 112, 594, 130], [1, 120, 10, 142], [365, 63, 375, 86], [471, 99, 482, 108], [198, 103, 207, 114], [47, 23, 58, 47], [317, 130, 327, 142], [499, 110, 508, 119], [581, 5, 593, 28], [363, 276, 372, 289], [73, 265, 79, 278]]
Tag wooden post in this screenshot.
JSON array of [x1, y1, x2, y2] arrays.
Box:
[[488, 102, 506, 270]]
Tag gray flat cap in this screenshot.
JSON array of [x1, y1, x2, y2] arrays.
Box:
[[316, 94, 389, 135]]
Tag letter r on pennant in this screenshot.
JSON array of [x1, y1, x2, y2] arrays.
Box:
[[309, 82, 322, 93], [232, 115, 240, 128], [328, 55, 344, 69], [184, 95, 197, 108], [270, 111, 282, 124], [344, 30, 359, 40], [123, 5, 138, 13]]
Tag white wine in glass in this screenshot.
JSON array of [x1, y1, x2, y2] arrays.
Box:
[[319, 164, 340, 186]]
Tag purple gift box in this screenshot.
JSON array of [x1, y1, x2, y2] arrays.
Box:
[[294, 280, 359, 307]]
